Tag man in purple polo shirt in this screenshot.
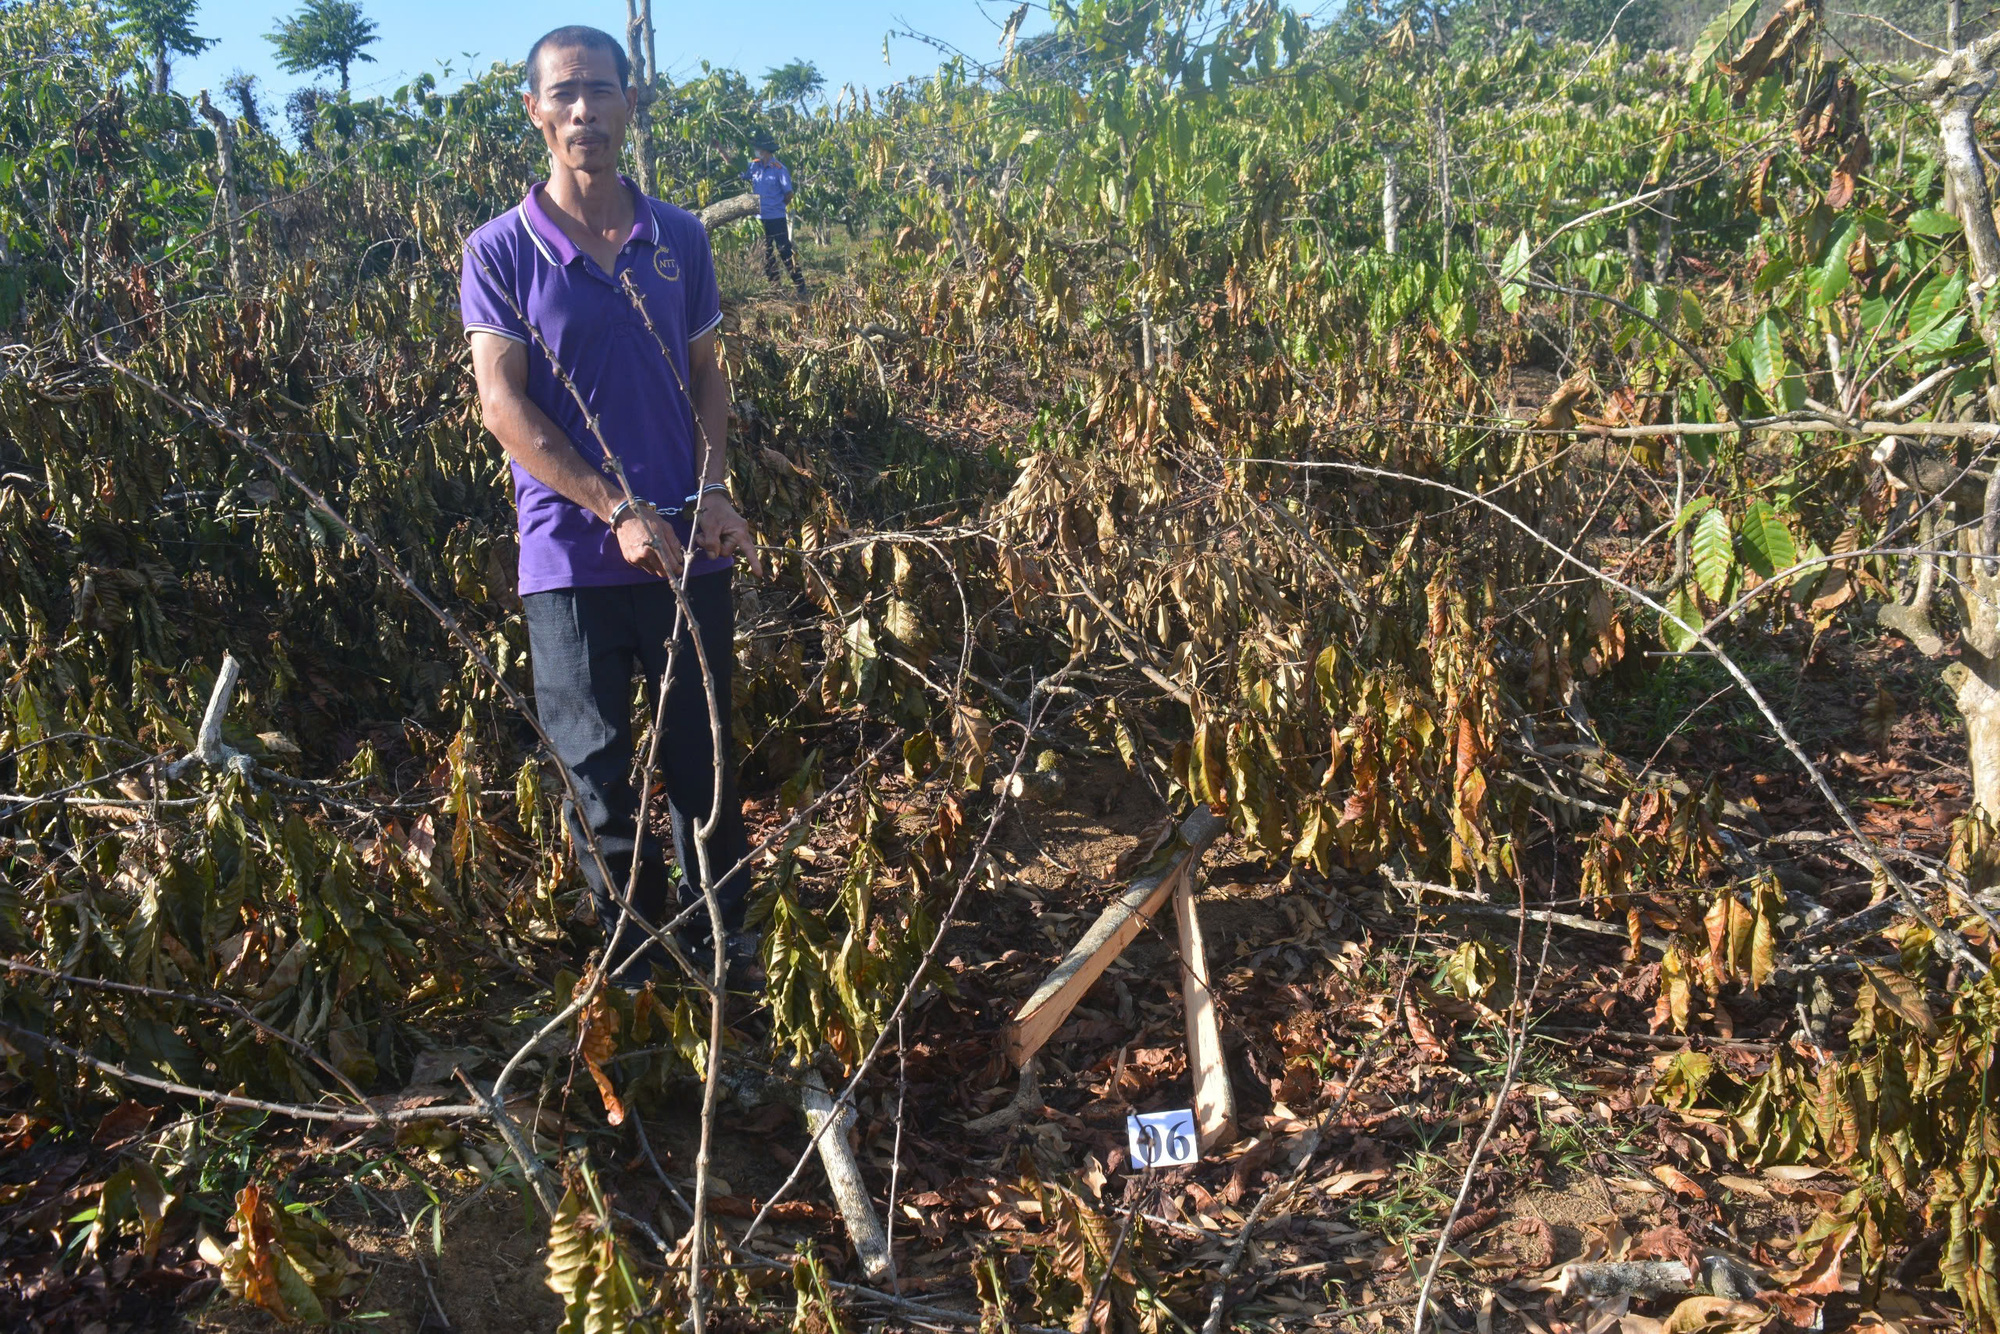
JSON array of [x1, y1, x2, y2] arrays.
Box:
[[460, 24, 762, 986]]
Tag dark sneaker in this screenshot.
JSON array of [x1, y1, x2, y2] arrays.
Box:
[[608, 936, 678, 991], [680, 929, 765, 990]]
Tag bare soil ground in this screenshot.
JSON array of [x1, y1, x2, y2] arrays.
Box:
[[160, 710, 1931, 1333]]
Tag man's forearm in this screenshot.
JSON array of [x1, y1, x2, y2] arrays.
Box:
[[484, 389, 621, 521]]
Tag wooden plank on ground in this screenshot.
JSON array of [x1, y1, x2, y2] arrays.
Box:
[[1175, 872, 1236, 1150], [1004, 809, 1228, 1067]]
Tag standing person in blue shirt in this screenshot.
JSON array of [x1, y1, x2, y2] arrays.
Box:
[[742, 132, 806, 296]]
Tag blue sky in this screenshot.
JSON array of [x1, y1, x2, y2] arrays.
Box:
[[170, 0, 1045, 107]]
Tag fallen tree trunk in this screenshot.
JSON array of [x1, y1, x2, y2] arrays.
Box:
[[697, 194, 762, 230]]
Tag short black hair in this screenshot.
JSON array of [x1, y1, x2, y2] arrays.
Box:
[[526, 26, 630, 93]]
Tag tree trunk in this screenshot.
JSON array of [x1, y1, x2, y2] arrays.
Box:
[[1937, 95, 2000, 285], [1950, 0, 1963, 52], [929, 162, 979, 265], [1930, 59, 2000, 373], [1948, 662, 2000, 815], [1889, 34, 2000, 822], [1949, 499, 2000, 823], [1431, 104, 1453, 267], [625, 0, 657, 195], [641, 0, 657, 109], [1382, 154, 1400, 255], [195, 92, 249, 292], [1652, 187, 1677, 284], [153, 49, 169, 96], [232, 84, 263, 134]]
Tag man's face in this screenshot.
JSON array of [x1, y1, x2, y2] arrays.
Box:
[[757, 148, 775, 163], [524, 44, 634, 173]]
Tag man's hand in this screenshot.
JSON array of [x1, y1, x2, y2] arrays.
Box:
[[614, 505, 685, 580], [693, 495, 764, 578]]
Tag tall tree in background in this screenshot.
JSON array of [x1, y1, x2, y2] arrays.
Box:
[[109, 0, 213, 94], [285, 86, 331, 142], [267, 0, 379, 93], [761, 58, 824, 106], [223, 70, 265, 133]]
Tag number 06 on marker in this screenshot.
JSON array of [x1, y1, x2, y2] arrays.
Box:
[[1126, 1108, 1199, 1168]]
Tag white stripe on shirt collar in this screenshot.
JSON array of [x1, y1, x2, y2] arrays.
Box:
[[516, 200, 558, 266]]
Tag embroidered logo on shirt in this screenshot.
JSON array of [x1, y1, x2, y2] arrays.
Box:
[[653, 247, 680, 282]]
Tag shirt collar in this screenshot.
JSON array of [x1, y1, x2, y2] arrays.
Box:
[[518, 174, 657, 266]]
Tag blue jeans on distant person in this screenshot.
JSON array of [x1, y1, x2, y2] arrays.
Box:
[[523, 571, 751, 984]]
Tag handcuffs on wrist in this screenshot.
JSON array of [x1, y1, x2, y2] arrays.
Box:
[[608, 484, 732, 530]]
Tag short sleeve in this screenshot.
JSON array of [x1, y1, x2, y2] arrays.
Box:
[[680, 217, 722, 341], [460, 234, 528, 344]]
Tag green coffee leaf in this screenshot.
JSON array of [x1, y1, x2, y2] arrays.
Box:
[[1752, 256, 1794, 296], [1907, 207, 1962, 236], [1736, 501, 1797, 578], [1673, 495, 1715, 534], [1692, 506, 1735, 602], [1679, 288, 1705, 333], [1499, 230, 1530, 313], [1749, 317, 1787, 400], [1661, 583, 1703, 651], [1812, 226, 1853, 307], [1908, 272, 1966, 335]]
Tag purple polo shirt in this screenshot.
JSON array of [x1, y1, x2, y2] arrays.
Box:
[[459, 177, 727, 595]]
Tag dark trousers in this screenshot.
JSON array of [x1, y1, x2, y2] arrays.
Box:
[[761, 216, 806, 291], [523, 572, 751, 982]]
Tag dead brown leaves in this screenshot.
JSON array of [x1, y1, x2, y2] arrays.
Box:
[[1718, 0, 1818, 98], [198, 1183, 363, 1324], [574, 980, 626, 1127]]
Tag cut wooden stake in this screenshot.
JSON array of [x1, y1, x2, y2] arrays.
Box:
[[1005, 809, 1227, 1068], [1174, 872, 1236, 1150], [1556, 1254, 1768, 1303]]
